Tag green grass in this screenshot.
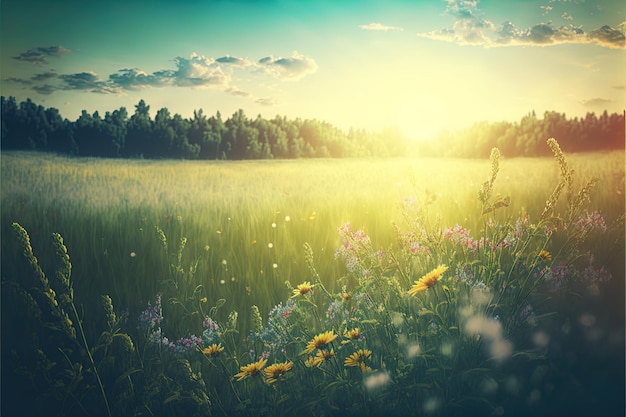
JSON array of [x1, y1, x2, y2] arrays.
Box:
[[1, 147, 624, 416], [2, 150, 623, 320]]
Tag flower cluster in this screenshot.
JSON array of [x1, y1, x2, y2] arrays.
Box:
[[252, 299, 297, 356], [334, 222, 375, 277], [575, 211, 608, 232], [139, 294, 224, 357]]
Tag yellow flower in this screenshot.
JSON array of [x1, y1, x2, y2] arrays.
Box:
[[202, 343, 224, 357], [234, 358, 267, 381], [200, 297, 208, 303], [344, 348, 373, 372], [341, 327, 361, 344], [304, 330, 337, 354], [408, 265, 449, 296], [341, 291, 352, 301], [539, 250, 552, 261], [264, 361, 294, 384], [292, 281, 313, 297], [311, 349, 335, 367]]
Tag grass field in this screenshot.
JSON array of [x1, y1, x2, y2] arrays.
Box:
[[1, 146, 624, 416]]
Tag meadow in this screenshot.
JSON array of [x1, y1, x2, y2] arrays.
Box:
[[1, 142, 624, 416]]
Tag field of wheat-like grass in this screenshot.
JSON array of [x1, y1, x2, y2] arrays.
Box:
[[1, 146, 624, 417]]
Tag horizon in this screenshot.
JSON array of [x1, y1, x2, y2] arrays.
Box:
[[1, 0, 625, 141]]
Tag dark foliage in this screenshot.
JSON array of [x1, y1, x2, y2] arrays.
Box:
[[1, 96, 408, 159]]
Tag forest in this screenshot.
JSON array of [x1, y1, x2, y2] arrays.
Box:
[[1, 96, 623, 159]]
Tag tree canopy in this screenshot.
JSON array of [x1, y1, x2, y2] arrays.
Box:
[[1, 96, 623, 159]]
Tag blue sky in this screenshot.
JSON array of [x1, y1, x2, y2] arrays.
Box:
[[1, 0, 624, 139]]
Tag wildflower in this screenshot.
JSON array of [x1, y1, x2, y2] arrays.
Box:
[[342, 327, 361, 344], [202, 343, 224, 357], [200, 297, 208, 303], [304, 330, 337, 354], [292, 281, 313, 297], [344, 349, 373, 372], [234, 358, 267, 381], [311, 349, 335, 367], [408, 265, 449, 296], [264, 361, 294, 383], [342, 291, 352, 301], [538, 250, 552, 261]]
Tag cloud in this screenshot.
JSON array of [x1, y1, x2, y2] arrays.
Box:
[[216, 55, 254, 67], [32, 71, 58, 82], [589, 25, 626, 49], [13, 45, 70, 65], [173, 53, 230, 87], [109, 68, 174, 89], [258, 51, 318, 81], [418, 0, 625, 49], [581, 98, 614, 108], [59, 71, 120, 94], [225, 87, 251, 97], [360, 22, 404, 31], [13, 51, 316, 105], [418, 0, 495, 45], [32, 84, 60, 95], [5, 77, 33, 86], [255, 97, 276, 106]]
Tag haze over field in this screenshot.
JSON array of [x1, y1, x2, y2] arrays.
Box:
[[1, 0, 624, 141]]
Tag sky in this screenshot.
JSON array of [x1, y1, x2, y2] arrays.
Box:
[[1, 0, 625, 140]]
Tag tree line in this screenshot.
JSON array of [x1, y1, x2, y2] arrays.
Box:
[[1, 96, 623, 159], [419, 110, 624, 158], [0, 97, 407, 159]]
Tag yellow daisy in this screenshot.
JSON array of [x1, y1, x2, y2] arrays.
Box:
[[202, 343, 224, 357], [311, 348, 335, 367], [538, 250, 552, 261], [408, 265, 449, 296], [234, 358, 267, 381], [304, 330, 337, 354], [344, 349, 373, 372], [341, 327, 361, 344], [292, 281, 313, 297], [264, 361, 294, 384]]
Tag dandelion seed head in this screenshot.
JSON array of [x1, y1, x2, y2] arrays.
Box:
[[406, 343, 421, 358], [222, 259, 227, 265], [285, 216, 291, 222], [220, 279, 225, 284], [271, 223, 277, 228], [268, 243, 274, 249], [470, 287, 491, 306], [422, 397, 442, 414], [490, 339, 513, 361], [465, 315, 503, 341], [532, 330, 550, 348], [579, 312, 596, 327], [391, 312, 404, 328], [130, 252, 136, 258], [364, 371, 391, 392], [272, 263, 278, 269]]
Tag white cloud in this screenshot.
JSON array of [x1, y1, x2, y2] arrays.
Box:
[[360, 22, 404, 31], [174, 53, 230, 87], [417, 0, 625, 49], [258, 51, 318, 81]]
